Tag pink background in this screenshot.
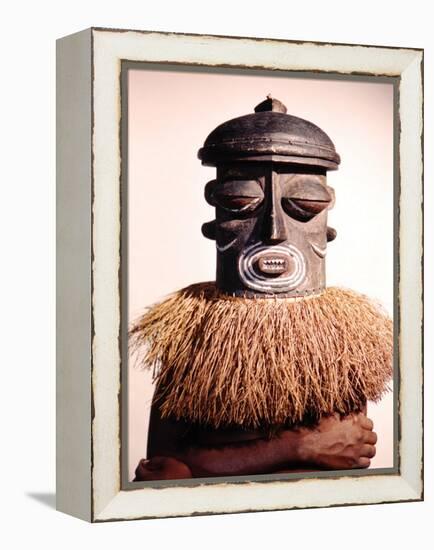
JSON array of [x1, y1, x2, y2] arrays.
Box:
[[127, 67, 394, 480]]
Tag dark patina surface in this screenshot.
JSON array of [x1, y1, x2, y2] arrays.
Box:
[[200, 96, 338, 297]]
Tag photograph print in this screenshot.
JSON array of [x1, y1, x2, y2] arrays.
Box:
[[124, 64, 395, 485]]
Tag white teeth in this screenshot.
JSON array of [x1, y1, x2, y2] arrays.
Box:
[[264, 258, 284, 265]]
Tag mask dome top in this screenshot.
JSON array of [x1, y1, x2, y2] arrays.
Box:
[[198, 95, 340, 170]]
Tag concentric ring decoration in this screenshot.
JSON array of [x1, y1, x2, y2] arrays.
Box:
[[238, 243, 307, 293]]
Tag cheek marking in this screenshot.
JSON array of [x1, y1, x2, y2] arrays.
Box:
[[216, 238, 238, 252], [216, 218, 253, 252], [311, 242, 327, 258]]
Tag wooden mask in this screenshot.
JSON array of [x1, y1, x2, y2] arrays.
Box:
[[199, 97, 340, 298]]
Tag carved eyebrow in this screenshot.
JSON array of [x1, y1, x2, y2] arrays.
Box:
[[214, 179, 264, 197], [283, 179, 331, 202], [214, 191, 264, 200], [215, 194, 262, 200]]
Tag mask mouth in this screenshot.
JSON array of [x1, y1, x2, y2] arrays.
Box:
[[256, 253, 289, 276], [238, 243, 306, 293]]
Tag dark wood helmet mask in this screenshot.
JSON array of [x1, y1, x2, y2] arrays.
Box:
[[198, 96, 340, 298]]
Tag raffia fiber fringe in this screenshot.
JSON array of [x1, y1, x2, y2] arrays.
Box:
[[130, 283, 393, 430]]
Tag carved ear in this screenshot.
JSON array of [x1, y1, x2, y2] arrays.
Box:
[[201, 220, 216, 240], [204, 179, 217, 206], [327, 226, 337, 242]]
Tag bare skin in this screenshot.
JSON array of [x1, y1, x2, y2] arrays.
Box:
[[134, 402, 377, 481]]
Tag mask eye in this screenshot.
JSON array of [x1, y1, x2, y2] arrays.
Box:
[[281, 197, 330, 221], [282, 181, 332, 222], [213, 180, 264, 213], [214, 195, 262, 212]]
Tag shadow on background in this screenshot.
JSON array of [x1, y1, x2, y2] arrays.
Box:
[[27, 492, 56, 509]]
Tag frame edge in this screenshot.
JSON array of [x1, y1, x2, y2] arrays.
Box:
[[56, 28, 93, 522]]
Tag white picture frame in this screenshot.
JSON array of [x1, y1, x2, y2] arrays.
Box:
[[56, 27, 423, 522]]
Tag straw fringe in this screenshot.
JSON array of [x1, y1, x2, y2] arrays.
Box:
[[130, 283, 393, 429]]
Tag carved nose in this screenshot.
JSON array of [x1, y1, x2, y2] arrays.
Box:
[[266, 211, 288, 243], [263, 181, 289, 244]]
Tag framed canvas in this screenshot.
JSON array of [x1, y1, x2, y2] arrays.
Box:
[[56, 27, 423, 522]]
